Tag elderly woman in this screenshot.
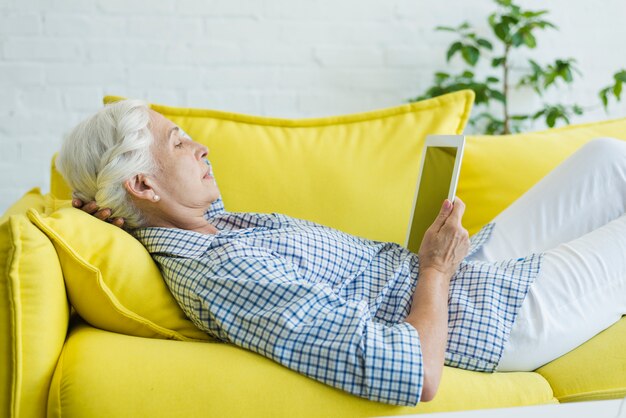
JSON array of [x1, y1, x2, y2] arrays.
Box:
[[57, 99, 626, 406]]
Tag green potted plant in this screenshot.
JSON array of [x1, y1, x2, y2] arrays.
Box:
[[412, 0, 625, 134]]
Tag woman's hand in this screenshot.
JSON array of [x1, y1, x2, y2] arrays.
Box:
[[417, 197, 470, 279], [72, 198, 125, 228]]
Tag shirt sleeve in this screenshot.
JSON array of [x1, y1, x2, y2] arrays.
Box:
[[466, 222, 496, 258], [192, 246, 424, 406]]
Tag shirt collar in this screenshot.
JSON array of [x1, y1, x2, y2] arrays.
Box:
[[133, 227, 216, 258]]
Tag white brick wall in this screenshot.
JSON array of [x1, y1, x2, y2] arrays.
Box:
[[1, 0, 625, 212]]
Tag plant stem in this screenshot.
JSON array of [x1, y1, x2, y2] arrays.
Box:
[[503, 44, 511, 134]]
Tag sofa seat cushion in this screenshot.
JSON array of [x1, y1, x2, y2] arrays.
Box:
[[536, 316, 626, 402], [47, 321, 556, 418]]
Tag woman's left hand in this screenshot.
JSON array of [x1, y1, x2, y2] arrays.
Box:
[[72, 198, 125, 228]]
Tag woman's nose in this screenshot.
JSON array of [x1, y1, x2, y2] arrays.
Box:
[[196, 143, 208, 159]]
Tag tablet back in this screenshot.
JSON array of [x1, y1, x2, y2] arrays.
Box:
[[405, 136, 465, 253]]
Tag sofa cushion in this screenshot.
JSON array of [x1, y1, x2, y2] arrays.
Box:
[[0, 187, 46, 225], [51, 90, 474, 244], [27, 207, 211, 342], [459, 117, 626, 235], [0, 189, 69, 418], [50, 154, 71, 202], [536, 317, 626, 402], [47, 321, 556, 418]]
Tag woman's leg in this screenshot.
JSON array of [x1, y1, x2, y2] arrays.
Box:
[[496, 212, 626, 371], [469, 137, 626, 262]]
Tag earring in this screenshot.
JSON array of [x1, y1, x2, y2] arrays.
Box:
[[152, 195, 160, 202]]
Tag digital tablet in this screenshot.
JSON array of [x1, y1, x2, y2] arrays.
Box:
[[404, 135, 465, 254]]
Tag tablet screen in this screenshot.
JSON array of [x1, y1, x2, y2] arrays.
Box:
[[406, 146, 458, 253]]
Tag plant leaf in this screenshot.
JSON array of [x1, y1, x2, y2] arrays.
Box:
[[461, 46, 480, 66], [528, 59, 542, 72], [546, 111, 557, 127], [493, 22, 509, 41], [492, 57, 505, 67], [446, 42, 463, 62], [477, 39, 493, 50], [523, 32, 536, 48], [599, 88, 609, 109], [613, 81, 623, 99], [563, 67, 573, 83], [511, 32, 524, 47], [491, 90, 506, 103], [523, 10, 549, 18], [544, 72, 557, 88], [435, 72, 450, 83], [538, 21, 558, 30]]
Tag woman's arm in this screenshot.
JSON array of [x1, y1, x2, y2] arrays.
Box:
[[405, 267, 451, 402], [405, 198, 470, 402]]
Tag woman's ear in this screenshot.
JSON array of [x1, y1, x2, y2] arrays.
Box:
[[124, 174, 156, 202]]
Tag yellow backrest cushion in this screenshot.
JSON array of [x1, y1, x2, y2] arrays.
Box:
[[52, 90, 474, 244], [459, 117, 626, 235], [0, 189, 69, 418], [28, 207, 211, 342], [50, 154, 72, 202], [42, 92, 474, 344]]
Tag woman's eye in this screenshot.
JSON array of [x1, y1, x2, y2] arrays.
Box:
[[175, 142, 183, 148], [179, 129, 191, 140]]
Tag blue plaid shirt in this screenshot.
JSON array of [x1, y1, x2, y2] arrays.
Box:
[[134, 190, 544, 406]]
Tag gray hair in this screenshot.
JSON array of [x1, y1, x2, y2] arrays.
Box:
[[56, 99, 156, 229]]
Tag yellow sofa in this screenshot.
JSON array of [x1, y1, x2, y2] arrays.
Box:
[[1, 91, 625, 417]]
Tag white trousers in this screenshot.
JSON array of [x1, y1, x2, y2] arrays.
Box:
[[466, 137, 626, 372]]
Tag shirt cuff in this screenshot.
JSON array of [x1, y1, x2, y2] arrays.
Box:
[[362, 321, 424, 406]]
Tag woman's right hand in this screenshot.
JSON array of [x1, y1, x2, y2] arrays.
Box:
[[417, 197, 470, 279], [72, 198, 125, 229]]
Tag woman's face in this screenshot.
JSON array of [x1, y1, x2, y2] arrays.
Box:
[[147, 109, 220, 211]]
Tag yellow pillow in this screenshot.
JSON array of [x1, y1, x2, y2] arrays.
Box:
[[51, 90, 474, 244], [27, 207, 211, 342], [459, 117, 626, 235], [0, 187, 46, 224], [0, 208, 69, 418]]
